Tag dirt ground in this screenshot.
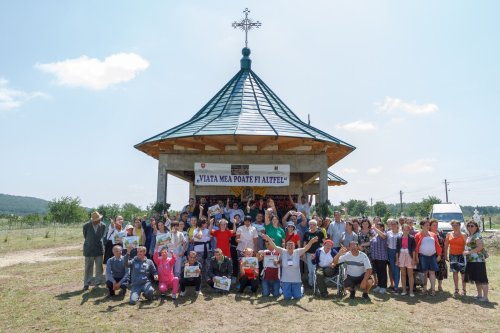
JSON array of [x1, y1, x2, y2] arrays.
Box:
[[0, 244, 80, 268]]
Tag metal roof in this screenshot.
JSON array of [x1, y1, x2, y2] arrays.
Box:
[[135, 48, 355, 151]]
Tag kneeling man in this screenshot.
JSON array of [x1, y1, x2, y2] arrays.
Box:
[[125, 246, 158, 305], [333, 241, 373, 300], [106, 245, 129, 296]]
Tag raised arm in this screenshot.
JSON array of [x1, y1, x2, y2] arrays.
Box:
[[209, 218, 214, 235], [299, 236, 318, 256], [261, 233, 282, 254], [282, 211, 291, 224], [333, 246, 348, 265], [373, 226, 387, 239]]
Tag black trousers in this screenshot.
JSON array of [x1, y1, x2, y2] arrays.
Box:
[[239, 275, 258, 293], [230, 246, 239, 277], [373, 259, 388, 288], [106, 278, 128, 295], [180, 277, 201, 292]]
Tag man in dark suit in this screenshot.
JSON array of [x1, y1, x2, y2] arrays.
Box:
[[83, 211, 106, 290]]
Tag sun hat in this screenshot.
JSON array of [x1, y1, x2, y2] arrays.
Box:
[[125, 224, 134, 230], [91, 211, 102, 222], [286, 221, 296, 229]]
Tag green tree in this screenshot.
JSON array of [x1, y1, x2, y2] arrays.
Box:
[[342, 199, 369, 217], [96, 204, 120, 220], [421, 196, 442, 217], [373, 201, 389, 219], [121, 203, 143, 221], [48, 196, 87, 224]]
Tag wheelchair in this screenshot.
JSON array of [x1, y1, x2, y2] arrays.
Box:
[[313, 263, 346, 297]]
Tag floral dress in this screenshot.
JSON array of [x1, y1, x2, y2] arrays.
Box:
[[465, 233, 487, 263], [358, 229, 376, 270], [436, 230, 448, 280]]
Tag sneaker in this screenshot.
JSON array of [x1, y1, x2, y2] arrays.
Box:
[[400, 291, 407, 296], [373, 286, 380, 293], [409, 293, 415, 297], [83, 285, 89, 291], [197, 290, 203, 296], [362, 293, 370, 300], [349, 290, 356, 299], [180, 291, 186, 297], [478, 297, 489, 303], [379, 288, 386, 294]]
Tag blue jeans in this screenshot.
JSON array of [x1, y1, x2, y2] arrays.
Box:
[[130, 282, 154, 304], [281, 282, 302, 300], [306, 253, 315, 287], [262, 279, 280, 297], [387, 248, 400, 289]]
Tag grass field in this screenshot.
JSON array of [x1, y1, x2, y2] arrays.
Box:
[[0, 228, 499, 333]]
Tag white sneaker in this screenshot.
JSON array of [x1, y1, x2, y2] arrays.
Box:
[[379, 288, 386, 294], [409, 293, 415, 297], [373, 286, 381, 293], [400, 291, 407, 296], [180, 291, 186, 297], [197, 290, 203, 296]]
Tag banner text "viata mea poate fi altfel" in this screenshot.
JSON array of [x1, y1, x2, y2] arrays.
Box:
[[194, 163, 290, 186]]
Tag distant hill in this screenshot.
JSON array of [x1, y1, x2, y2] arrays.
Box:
[[0, 193, 50, 215]]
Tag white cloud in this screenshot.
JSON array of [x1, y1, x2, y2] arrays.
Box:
[[376, 97, 438, 115], [0, 78, 49, 111], [401, 158, 436, 174], [336, 120, 376, 132], [367, 167, 383, 174], [341, 168, 358, 174], [35, 53, 149, 90]]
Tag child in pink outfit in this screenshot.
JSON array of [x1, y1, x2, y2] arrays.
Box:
[[153, 245, 179, 299]]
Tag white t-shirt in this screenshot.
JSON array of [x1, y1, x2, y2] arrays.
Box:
[[279, 248, 302, 283], [236, 225, 258, 252], [193, 228, 211, 252], [295, 203, 310, 219], [338, 251, 372, 277], [419, 236, 436, 256], [318, 247, 334, 267]]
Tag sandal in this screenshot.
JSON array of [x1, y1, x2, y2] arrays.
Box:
[[462, 289, 467, 296], [454, 289, 459, 296], [430, 290, 436, 296], [438, 286, 443, 292]]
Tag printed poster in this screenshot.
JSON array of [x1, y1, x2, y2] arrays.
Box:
[[213, 276, 231, 291], [241, 257, 258, 269], [263, 255, 279, 268], [184, 266, 200, 278], [123, 236, 139, 249], [113, 231, 127, 245]]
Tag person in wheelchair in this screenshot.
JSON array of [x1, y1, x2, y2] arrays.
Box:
[[333, 241, 373, 300], [313, 239, 338, 297]]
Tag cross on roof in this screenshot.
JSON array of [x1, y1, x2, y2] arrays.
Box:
[[232, 8, 262, 48]]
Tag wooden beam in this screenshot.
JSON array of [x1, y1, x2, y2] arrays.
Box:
[[172, 139, 205, 151], [158, 141, 174, 151], [279, 140, 306, 151], [199, 137, 225, 150]]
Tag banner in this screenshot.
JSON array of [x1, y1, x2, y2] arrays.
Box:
[[194, 163, 290, 187]]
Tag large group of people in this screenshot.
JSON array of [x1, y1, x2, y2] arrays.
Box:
[[82, 195, 491, 305]]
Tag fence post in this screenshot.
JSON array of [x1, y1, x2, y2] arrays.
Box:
[[490, 216, 492, 230]]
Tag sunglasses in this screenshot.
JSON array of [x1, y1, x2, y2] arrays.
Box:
[[467, 225, 476, 228]]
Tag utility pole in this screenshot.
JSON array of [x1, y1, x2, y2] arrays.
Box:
[[399, 190, 403, 215], [308, 114, 311, 125], [444, 179, 449, 203], [370, 197, 373, 216]]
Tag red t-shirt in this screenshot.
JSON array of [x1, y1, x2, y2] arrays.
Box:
[[285, 232, 301, 247], [211, 229, 233, 257]]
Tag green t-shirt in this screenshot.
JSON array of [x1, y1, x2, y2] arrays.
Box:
[[265, 224, 286, 246]]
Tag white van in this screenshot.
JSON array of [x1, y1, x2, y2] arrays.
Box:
[[430, 203, 465, 234]]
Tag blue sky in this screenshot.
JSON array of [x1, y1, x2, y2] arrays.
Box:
[[1, 1, 499, 210]]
